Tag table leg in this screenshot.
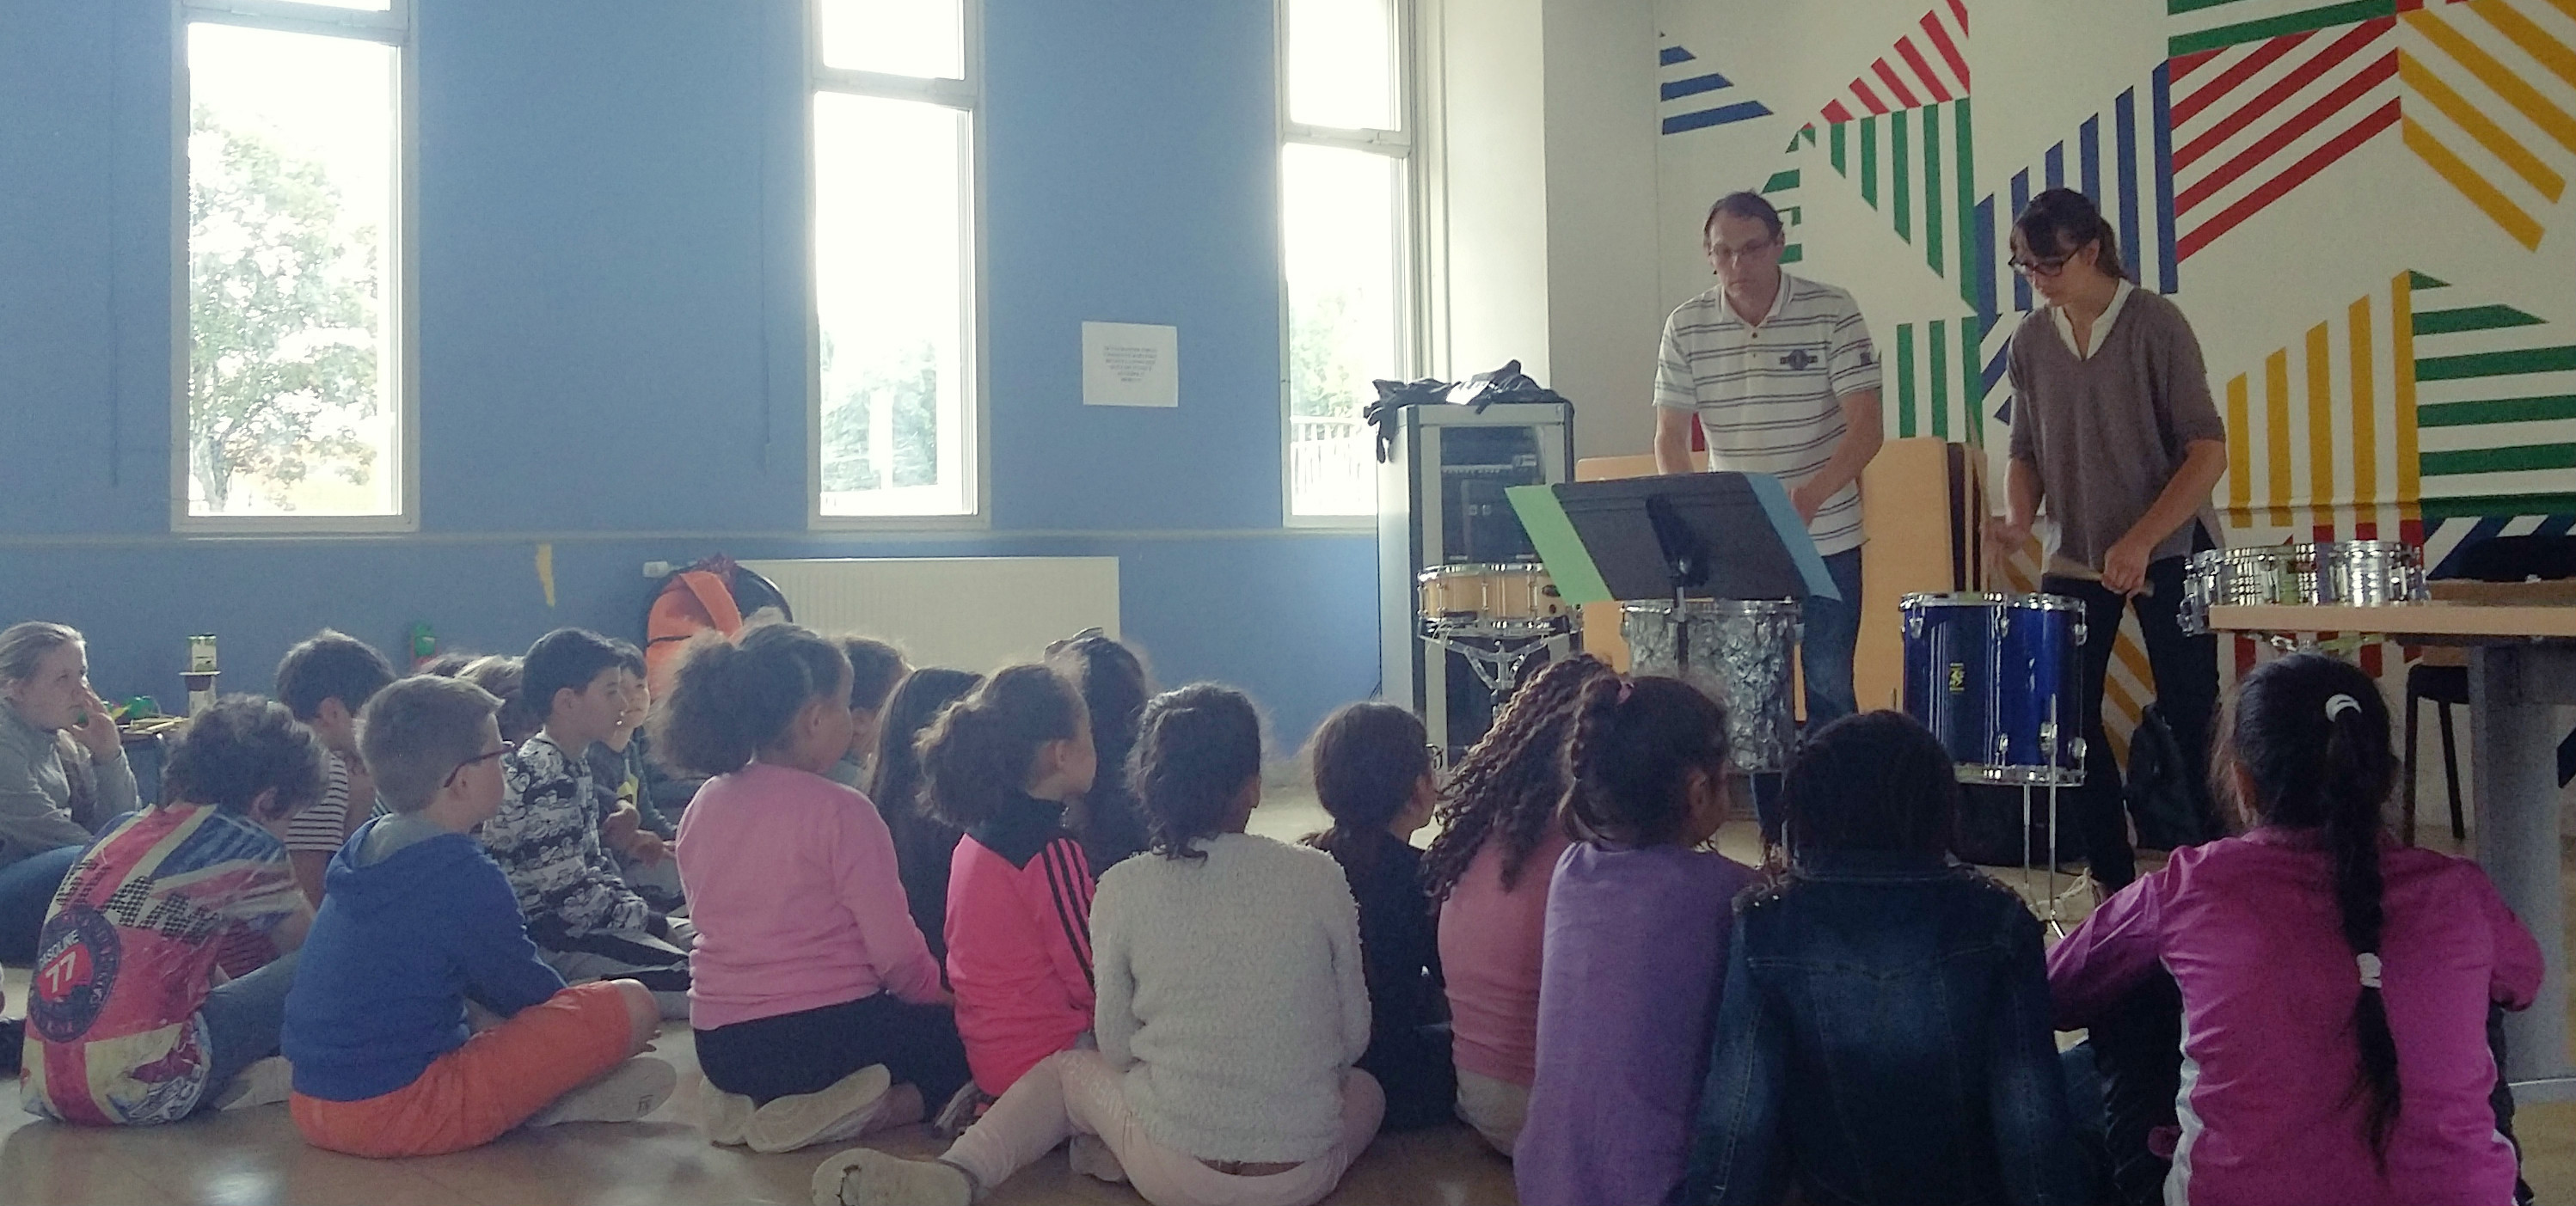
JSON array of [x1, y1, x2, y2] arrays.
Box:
[[2469, 645, 2576, 1099]]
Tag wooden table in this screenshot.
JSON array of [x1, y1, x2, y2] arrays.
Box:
[[2206, 602, 2576, 1099]]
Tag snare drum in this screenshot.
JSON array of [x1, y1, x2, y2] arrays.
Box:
[[2313, 540, 2426, 607], [1899, 593, 2087, 787], [1419, 564, 1569, 635], [2180, 541, 2426, 634], [1621, 599, 1801, 774]]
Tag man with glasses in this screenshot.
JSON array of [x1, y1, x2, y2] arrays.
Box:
[[1653, 191, 1883, 838]]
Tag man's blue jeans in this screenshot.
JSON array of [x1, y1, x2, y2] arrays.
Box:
[[1751, 547, 1864, 841]]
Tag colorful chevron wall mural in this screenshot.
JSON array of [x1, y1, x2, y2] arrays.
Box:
[[1657, 0, 2576, 761]]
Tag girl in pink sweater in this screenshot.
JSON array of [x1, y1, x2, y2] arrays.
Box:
[[661, 623, 968, 1154], [2050, 652, 2542, 1204], [1420, 654, 1613, 1156], [917, 665, 1099, 1111]]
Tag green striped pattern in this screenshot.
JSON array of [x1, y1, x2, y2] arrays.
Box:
[[2168, 0, 2395, 58], [1759, 161, 1806, 266], [2410, 278, 2576, 496], [1820, 101, 1978, 291], [1890, 316, 1985, 445]]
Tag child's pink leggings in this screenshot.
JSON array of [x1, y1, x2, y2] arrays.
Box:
[[941, 1049, 1383, 1206]]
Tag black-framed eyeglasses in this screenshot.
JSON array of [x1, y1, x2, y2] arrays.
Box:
[[445, 746, 506, 786], [2008, 252, 2076, 278]]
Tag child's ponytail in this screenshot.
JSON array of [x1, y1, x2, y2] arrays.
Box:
[[2223, 652, 2402, 1161], [652, 622, 848, 777], [917, 664, 1084, 830], [1561, 675, 1729, 848]]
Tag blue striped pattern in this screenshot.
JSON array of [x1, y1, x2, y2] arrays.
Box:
[[1659, 43, 1773, 135]]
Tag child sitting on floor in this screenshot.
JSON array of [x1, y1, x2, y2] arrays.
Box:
[[589, 646, 682, 914], [1517, 675, 1755, 1206], [917, 664, 1099, 1126], [1044, 628, 1152, 872], [664, 623, 968, 1154], [828, 636, 908, 791], [1679, 712, 2095, 1204], [24, 697, 322, 1123], [1303, 701, 1453, 1132], [870, 668, 984, 963], [1422, 654, 1615, 1156], [274, 630, 398, 906], [2051, 652, 2544, 1205], [823, 683, 1383, 1206], [282, 676, 672, 1158], [481, 628, 690, 1015]]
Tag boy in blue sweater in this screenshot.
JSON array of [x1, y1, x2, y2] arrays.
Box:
[[280, 676, 676, 1157]]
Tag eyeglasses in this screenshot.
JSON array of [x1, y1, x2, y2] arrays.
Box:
[[1707, 237, 1777, 262], [2008, 252, 2076, 279], [445, 746, 506, 787]]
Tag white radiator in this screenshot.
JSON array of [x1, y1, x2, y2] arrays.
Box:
[[734, 557, 1121, 675]]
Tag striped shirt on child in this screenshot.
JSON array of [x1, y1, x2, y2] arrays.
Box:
[[1653, 272, 1880, 556]]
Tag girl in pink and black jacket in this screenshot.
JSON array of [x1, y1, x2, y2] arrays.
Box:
[[917, 665, 1100, 1113], [2051, 652, 2542, 1205]]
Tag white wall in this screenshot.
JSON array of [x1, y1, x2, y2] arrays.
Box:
[[1430, 0, 1666, 459]]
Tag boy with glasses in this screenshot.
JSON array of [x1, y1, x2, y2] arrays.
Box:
[[281, 675, 675, 1157]]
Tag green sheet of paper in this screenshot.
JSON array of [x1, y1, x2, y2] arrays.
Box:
[[1506, 484, 1612, 605]]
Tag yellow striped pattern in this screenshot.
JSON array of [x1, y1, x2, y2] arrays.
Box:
[[2401, 1, 2576, 248]]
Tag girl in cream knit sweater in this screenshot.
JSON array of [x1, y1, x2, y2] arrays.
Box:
[[823, 684, 1385, 1206]]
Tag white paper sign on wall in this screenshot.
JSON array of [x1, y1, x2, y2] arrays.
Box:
[[1082, 321, 1179, 407]]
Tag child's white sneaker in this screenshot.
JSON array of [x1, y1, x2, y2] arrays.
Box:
[[526, 1056, 678, 1127], [212, 1056, 293, 1111], [813, 1148, 974, 1206], [701, 1084, 756, 1146], [745, 1063, 892, 1154], [1067, 1133, 1127, 1184], [930, 1081, 989, 1139]]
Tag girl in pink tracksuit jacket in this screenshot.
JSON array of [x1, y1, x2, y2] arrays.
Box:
[[917, 664, 1100, 1101], [2051, 652, 2542, 1205]]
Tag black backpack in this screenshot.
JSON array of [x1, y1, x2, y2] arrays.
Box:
[[2125, 704, 2221, 851]]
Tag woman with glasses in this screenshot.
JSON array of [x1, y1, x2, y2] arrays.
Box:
[[1987, 187, 2229, 893]]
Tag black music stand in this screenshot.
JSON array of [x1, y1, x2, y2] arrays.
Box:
[[1547, 473, 1837, 604]]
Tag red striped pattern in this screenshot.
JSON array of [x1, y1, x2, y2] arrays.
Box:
[[2172, 17, 2401, 261], [1819, 0, 1970, 123]]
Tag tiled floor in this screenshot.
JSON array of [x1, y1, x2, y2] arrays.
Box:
[[0, 792, 2565, 1205]]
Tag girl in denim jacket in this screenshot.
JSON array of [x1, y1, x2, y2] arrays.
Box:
[[1681, 711, 2095, 1205]]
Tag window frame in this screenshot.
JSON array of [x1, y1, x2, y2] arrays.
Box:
[[171, 0, 418, 534], [1278, 0, 1423, 530], [804, 0, 989, 530]]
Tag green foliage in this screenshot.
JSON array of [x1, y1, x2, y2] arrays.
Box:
[[1289, 286, 1368, 421], [187, 104, 379, 512], [820, 333, 941, 493]]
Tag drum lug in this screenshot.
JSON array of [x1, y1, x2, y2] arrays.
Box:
[[2068, 737, 2087, 762]]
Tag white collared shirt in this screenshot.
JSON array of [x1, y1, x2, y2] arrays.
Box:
[[2052, 277, 2134, 360]]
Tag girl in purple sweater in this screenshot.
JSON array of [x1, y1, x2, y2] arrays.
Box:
[[2051, 652, 2542, 1204], [1517, 675, 1756, 1206]]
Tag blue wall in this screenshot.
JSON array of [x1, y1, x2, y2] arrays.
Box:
[[0, 0, 1378, 748]]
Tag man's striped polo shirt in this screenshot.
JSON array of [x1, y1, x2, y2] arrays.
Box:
[[1652, 272, 1881, 556]]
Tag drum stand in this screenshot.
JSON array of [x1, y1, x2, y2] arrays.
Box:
[[1419, 625, 1574, 710], [2020, 695, 2079, 937]]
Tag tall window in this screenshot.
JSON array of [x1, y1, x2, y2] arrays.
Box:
[[180, 0, 408, 528], [812, 0, 978, 521], [1282, 0, 1412, 520]]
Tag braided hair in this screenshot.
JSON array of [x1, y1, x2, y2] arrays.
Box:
[[1423, 655, 1615, 902], [1130, 684, 1262, 861], [1562, 674, 1731, 848], [2223, 652, 2403, 1161]]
